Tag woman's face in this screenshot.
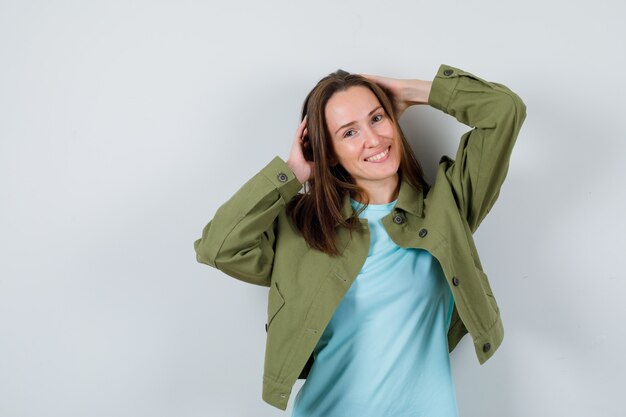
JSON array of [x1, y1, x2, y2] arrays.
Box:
[[324, 86, 401, 192]]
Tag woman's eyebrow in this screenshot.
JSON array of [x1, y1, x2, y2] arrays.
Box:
[[334, 106, 383, 134]]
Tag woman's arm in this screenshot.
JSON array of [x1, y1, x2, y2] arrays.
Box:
[[362, 64, 527, 233], [428, 64, 527, 233], [193, 156, 302, 287], [194, 120, 311, 286]]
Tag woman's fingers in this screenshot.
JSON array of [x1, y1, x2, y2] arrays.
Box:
[[287, 116, 314, 183], [358, 73, 408, 117], [296, 117, 307, 142]]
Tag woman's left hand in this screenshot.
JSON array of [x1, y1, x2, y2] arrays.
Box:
[[359, 74, 432, 119]]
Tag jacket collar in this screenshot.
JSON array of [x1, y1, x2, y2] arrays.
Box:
[[339, 176, 425, 222]]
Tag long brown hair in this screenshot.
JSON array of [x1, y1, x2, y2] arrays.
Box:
[[287, 69, 430, 256]]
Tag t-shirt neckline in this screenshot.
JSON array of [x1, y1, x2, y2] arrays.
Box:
[[350, 198, 398, 211]]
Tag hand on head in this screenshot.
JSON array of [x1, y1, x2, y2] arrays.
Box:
[[286, 115, 314, 184], [359, 73, 410, 119]]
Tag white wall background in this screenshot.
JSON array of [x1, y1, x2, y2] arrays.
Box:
[[1, 0, 624, 416]]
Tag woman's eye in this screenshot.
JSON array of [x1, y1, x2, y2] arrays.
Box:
[[344, 129, 356, 138], [372, 114, 383, 123]]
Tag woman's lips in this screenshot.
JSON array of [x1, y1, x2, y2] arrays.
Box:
[[364, 146, 391, 163]]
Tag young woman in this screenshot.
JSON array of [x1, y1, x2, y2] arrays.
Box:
[[194, 64, 527, 416]]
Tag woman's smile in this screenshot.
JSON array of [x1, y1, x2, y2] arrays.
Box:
[[364, 146, 391, 162]]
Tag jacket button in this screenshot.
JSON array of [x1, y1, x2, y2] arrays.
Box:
[[452, 276, 460, 286], [277, 172, 288, 183], [418, 228, 428, 238], [393, 214, 404, 224], [483, 342, 491, 353], [443, 69, 454, 76]]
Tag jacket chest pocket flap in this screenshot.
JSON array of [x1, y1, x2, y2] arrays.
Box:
[[266, 281, 286, 329]]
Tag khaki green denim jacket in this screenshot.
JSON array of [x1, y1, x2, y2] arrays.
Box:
[[194, 64, 527, 410]]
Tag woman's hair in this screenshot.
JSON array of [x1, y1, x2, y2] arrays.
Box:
[[286, 69, 430, 257]]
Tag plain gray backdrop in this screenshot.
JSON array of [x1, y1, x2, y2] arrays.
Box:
[[1, 0, 625, 416]]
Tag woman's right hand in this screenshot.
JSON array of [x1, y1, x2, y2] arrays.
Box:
[[359, 74, 432, 119], [286, 116, 314, 184]]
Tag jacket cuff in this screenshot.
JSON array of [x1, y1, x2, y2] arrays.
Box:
[[427, 64, 463, 112], [259, 156, 304, 202]]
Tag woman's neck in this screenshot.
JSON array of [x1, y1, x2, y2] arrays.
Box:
[[353, 174, 400, 204]]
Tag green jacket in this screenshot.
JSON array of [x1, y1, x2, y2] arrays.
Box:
[[194, 64, 527, 410]]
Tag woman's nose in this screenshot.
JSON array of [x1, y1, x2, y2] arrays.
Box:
[[363, 126, 381, 147]]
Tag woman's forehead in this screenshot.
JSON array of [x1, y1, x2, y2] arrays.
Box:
[[325, 86, 381, 129]]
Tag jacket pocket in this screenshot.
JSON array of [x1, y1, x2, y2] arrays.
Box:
[[266, 281, 286, 330]]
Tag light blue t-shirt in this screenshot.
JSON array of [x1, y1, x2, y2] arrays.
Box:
[[291, 198, 458, 417]]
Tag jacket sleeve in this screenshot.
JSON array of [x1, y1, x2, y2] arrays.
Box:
[[428, 64, 527, 233], [193, 156, 303, 287]]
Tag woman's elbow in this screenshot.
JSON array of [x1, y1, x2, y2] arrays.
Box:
[[195, 238, 272, 287]]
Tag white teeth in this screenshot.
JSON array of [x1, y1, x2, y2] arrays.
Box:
[[365, 147, 389, 162]]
